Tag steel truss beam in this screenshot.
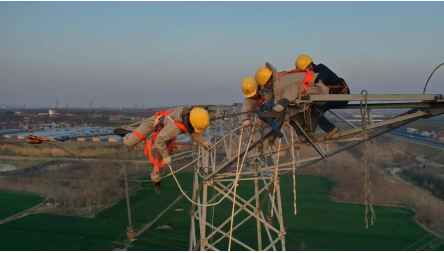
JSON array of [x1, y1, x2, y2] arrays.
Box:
[[188, 95, 444, 251]]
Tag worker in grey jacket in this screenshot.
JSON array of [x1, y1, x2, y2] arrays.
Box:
[[254, 62, 330, 142], [240, 77, 272, 127], [241, 63, 323, 125], [114, 106, 211, 194]]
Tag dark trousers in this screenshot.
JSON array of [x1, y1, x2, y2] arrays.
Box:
[[318, 115, 336, 133], [314, 101, 349, 132]]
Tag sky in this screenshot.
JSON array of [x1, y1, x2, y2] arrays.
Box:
[[1, 1, 444, 108]]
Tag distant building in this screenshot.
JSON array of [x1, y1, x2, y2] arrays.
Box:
[[4, 111, 14, 115], [420, 131, 430, 137], [49, 110, 60, 117]]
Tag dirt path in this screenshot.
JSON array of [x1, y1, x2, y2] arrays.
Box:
[[0, 199, 47, 225], [136, 193, 186, 236], [113, 193, 186, 251]]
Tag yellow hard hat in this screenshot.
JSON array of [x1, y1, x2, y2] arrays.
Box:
[[295, 55, 313, 70], [190, 107, 210, 133], [254, 67, 272, 87], [241, 77, 258, 98]]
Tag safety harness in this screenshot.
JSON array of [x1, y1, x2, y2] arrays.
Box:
[[255, 95, 266, 110], [326, 79, 350, 94], [132, 110, 188, 171], [276, 69, 316, 95]]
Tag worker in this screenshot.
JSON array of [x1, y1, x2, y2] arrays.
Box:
[[113, 106, 211, 195], [255, 62, 330, 142], [295, 55, 351, 139], [240, 77, 273, 128], [240, 77, 278, 145]]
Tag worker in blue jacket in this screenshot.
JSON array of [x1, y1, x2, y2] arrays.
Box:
[[295, 55, 350, 139]]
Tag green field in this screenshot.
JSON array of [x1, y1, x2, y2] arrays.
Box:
[[0, 191, 44, 220], [0, 174, 443, 251], [128, 174, 444, 251]]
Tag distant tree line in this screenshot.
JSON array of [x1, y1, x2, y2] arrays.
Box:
[[400, 170, 444, 200]]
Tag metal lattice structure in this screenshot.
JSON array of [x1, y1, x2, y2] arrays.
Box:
[[185, 94, 444, 251]]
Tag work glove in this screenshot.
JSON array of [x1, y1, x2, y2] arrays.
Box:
[[201, 142, 211, 151], [163, 156, 172, 165], [242, 119, 251, 128], [113, 128, 131, 137]]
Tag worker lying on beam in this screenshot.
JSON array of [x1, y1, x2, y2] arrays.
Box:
[[294, 54, 351, 138], [254, 62, 330, 142], [114, 106, 211, 195]]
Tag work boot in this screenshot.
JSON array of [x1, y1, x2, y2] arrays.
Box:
[[153, 181, 162, 195], [257, 109, 284, 119], [325, 127, 339, 140]]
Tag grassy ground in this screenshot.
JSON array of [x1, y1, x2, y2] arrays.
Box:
[[0, 173, 443, 250], [0, 191, 44, 220], [129, 173, 444, 251]]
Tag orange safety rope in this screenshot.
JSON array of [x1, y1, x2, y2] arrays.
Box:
[[132, 110, 188, 172]]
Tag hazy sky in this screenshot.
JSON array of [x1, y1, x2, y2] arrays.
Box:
[[1, 2, 443, 108]]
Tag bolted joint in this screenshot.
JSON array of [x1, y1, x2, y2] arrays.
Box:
[[204, 180, 214, 186]]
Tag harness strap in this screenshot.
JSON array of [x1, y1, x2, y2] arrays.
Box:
[[133, 110, 189, 172], [132, 130, 148, 156], [326, 85, 344, 88], [276, 69, 316, 95], [299, 71, 315, 95], [255, 95, 266, 110]]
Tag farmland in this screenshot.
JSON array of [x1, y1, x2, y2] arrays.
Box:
[[1, 173, 442, 250], [0, 191, 44, 220]]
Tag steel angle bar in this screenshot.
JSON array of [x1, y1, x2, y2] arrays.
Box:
[[275, 182, 286, 251], [331, 107, 444, 150], [204, 243, 220, 251], [263, 237, 281, 251], [204, 221, 256, 251], [211, 183, 280, 234], [206, 181, 235, 203], [328, 110, 358, 129], [340, 102, 442, 109], [215, 177, 273, 182], [211, 183, 280, 252], [216, 108, 231, 159], [258, 157, 322, 172], [281, 108, 444, 177], [213, 170, 272, 180], [296, 94, 443, 102], [260, 210, 278, 251], [330, 110, 428, 139], [290, 120, 326, 158], [207, 214, 257, 250], [205, 107, 305, 181], [216, 180, 280, 236]]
